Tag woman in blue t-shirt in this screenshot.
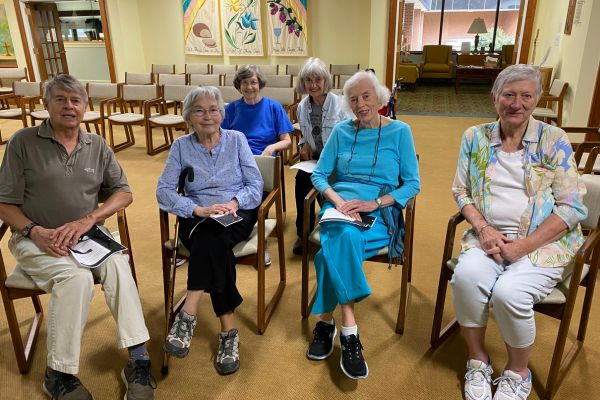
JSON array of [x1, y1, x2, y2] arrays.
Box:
[[221, 65, 293, 156]]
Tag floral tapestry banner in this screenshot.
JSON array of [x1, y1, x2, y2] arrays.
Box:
[[184, 0, 222, 55], [221, 0, 264, 56], [266, 0, 307, 56]]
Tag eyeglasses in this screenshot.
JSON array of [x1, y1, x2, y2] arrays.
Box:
[[191, 108, 220, 116]]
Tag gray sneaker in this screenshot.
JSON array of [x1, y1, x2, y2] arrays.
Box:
[[215, 329, 240, 375], [43, 367, 93, 399], [163, 310, 197, 358], [121, 359, 156, 400], [264, 249, 272, 267]]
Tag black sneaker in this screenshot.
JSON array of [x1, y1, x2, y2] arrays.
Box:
[[121, 359, 156, 400], [306, 321, 337, 360], [339, 334, 368, 379], [42, 367, 94, 399]]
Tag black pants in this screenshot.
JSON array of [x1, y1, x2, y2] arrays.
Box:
[[178, 208, 258, 317], [295, 169, 316, 238]]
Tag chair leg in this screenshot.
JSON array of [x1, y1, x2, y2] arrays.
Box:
[[2, 294, 44, 374], [395, 261, 410, 334], [430, 265, 459, 347]]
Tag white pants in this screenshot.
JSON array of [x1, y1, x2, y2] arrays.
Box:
[[450, 248, 563, 348], [9, 233, 150, 374]]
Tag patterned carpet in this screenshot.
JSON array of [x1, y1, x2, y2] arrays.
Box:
[[396, 82, 497, 118]]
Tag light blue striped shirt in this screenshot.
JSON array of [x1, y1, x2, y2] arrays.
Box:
[[156, 129, 263, 218]]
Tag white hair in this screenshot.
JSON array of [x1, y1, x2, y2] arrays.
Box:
[[341, 71, 390, 114]]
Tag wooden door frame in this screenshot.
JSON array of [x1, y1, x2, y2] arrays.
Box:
[[589, 62, 600, 127], [12, 0, 116, 83]]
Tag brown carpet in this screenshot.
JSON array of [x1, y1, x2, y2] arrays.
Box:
[[0, 116, 599, 399]]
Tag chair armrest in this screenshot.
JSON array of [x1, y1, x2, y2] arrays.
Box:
[[101, 97, 124, 117], [566, 227, 600, 302], [538, 95, 560, 103], [258, 187, 279, 223], [144, 97, 165, 116], [441, 211, 466, 265], [582, 147, 600, 174], [20, 95, 42, 110], [302, 187, 320, 242], [574, 141, 600, 167]]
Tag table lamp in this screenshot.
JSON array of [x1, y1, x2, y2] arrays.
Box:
[[467, 18, 488, 53]]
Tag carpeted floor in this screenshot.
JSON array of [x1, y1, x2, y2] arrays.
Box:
[[0, 116, 599, 400], [396, 82, 497, 117]]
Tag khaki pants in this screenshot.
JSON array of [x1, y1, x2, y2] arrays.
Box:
[[8, 233, 150, 374]]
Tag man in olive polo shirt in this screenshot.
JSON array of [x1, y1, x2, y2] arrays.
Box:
[[0, 74, 155, 400]]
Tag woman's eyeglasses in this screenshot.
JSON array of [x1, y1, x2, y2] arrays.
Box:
[[191, 108, 220, 116]]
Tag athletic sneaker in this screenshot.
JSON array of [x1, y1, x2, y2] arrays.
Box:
[[464, 359, 493, 400], [493, 370, 532, 400], [306, 321, 337, 360], [43, 367, 93, 399], [163, 310, 197, 358], [264, 249, 272, 267], [339, 334, 368, 379], [121, 359, 156, 400], [215, 329, 240, 375]]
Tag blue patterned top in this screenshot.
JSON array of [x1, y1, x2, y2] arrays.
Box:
[[156, 129, 263, 218]]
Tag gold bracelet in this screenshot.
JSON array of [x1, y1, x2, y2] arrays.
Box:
[[477, 224, 491, 236]]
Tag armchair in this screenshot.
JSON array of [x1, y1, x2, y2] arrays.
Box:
[[533, 79, 568, 126], [419, 45, 453, 80]]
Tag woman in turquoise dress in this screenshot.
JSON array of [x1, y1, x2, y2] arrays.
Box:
[[306, 71, 420, 379]]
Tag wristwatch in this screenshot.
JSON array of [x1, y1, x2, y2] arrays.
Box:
[[21, 222, 39, 238], [375, 198, 383, 209]]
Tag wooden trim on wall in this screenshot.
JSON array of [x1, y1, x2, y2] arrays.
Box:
[[99, 0, 116, 83], [588, 62, 600, 127], [385, 0, 398, 89], [516, 0, 537, 63], [13, 0, 35, 81]]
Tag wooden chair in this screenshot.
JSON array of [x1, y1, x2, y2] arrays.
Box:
[[265, 74, 293, 88], [103, 84, 160, 154], [15, 82, 48, 127], [285, 64, 302, 77], [83, 82, 120, 136], [564, 127, 600, 174], [533, 79, 569, 126], [152, 64, 176, 82], [0, 81, 42, 144], [156, 75, 187, 113], [223, 74, 235, 86], [330, 64, 360, 88], [0, 67, 28, 108], [185, 63, 210, 75], [337, 74, 352, 91], [255, 64, 279, 75], [0, 209, 137, 374], [144, 85, 194, 152], [430, 175, 600, 399], [216, 86, 242, 104], [124, 72, 154, 85], [187, 74, 221, 86], [211, 64, 237, 76], [159, 155, 286, 373], [300, 191, 417, 334]]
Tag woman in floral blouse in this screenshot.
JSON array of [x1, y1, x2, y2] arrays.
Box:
[[450, 64, 587, 400]]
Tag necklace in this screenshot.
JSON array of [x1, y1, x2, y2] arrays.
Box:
[[345, 116, 382, 179]]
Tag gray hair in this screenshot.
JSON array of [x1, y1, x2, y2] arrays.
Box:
[[491, 64, 542, 100], [43, 74, 88, 104], [295, 57, 333, 95], [182, 86, 225, 128], [233, 64, 266, 90], [342, 70, 390, 114]]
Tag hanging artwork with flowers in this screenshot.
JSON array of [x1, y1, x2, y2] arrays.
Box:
[[183, 0, 222, 55], [221, 0, 264, 56], [266, 0, 307, 56]]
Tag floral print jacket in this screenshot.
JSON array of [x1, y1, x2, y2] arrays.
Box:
[[452, 116, 587, 268]]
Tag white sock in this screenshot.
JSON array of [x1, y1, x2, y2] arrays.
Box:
[[341, 324, 358, 337], [319, 318, 335, 325]]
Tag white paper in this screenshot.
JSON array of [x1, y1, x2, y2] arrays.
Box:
[[290, 160, 317, 173], [70, 239, 112, 267], [321, 208, 360, 223]]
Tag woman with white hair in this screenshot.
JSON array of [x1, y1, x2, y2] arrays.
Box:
[[451, 64, 587, 400], [292, 57, 351, 255], [156, 86, 263, 375], [306, 71, 420, 379]]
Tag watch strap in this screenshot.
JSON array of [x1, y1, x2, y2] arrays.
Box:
[[21, 222, 39, 238]]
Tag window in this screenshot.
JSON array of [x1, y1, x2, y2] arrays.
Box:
[[400, 0, 521, 53]]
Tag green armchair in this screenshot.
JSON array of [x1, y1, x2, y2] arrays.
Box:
[[419, 45, 453, 80]]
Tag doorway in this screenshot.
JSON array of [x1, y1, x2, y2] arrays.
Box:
[[14, 0, 116, 82]]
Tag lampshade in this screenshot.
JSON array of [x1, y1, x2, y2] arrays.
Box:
[[467, 18, 488, 34]]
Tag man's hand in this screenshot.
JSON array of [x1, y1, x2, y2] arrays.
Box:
[[299, 144, 312, 161], [53, 216, 96, 250], [30, 226, 69, 257]]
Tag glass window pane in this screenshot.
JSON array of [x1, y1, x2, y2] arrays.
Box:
[[402, 0, 442, 52]]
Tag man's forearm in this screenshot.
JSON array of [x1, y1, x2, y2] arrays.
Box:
[[0, 203, 33, 232]]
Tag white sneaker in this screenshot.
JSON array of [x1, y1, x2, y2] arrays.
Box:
[[464, 359, 493, 400], [493, 370, 532, 400], [264, 249, 272, 267]]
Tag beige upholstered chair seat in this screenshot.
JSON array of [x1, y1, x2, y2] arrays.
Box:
[[165, 219, 277, 259], [149, 114, 184, 125], [109, 113, 145, 123], [30, 110, 49, 120], [0, 87, 13, 94], [0, 109, 28, 118]]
